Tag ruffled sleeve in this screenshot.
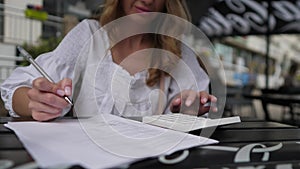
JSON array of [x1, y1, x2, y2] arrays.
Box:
[[0, 19, 101, 116]]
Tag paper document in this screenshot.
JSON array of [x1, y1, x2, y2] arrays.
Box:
[[143, 114, 241, 132], [5, 114, 218, 169]]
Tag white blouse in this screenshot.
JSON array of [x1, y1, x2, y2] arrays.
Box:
[[1, 19, 209, 117]]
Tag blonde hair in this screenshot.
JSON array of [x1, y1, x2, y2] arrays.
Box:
[[99, 0, 191, 86]]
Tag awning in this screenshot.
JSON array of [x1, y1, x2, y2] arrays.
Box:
[[196, 0, 300, 38]]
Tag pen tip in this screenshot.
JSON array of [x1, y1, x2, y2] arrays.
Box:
[[65, 96, 74, 106]]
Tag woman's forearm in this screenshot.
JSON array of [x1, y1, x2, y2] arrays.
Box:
[[12, 87, 32, 116]]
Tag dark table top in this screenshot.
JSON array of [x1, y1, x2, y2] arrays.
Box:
[[245, 93, 300, 104], [244, 93, 300, 122], [1, 117, 300, 169], [129, 141, 300, 169]]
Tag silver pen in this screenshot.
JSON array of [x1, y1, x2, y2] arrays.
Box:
[[17, 46, 73, 106]]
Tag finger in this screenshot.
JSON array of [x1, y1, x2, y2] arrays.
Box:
[[32, 78, 72, 98], [27, 89, 69, 109], [198, 104, 218, 116], [32, 77, 56, 93], [57, 78, 72, 96], [185, 91, 198, 107], [172, 97, 181, 106], [199, 91, 210, 104], [209, 95, 217, 103], [198, 106, 211, 116], [200, 105, 218, 113], [32, 111, 61, 122], [32, 77, 65, 97], [28, 99, 63, 114], [170, 97, 181, 112]]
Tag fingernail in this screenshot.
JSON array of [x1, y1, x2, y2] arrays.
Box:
[[185, 100, 192, 107], [57, 89, 65, 96], [213, 107, 218, 112], [65, 86, 71, 96], [202, 98, 207, 103], [175, 98, 181, 103]]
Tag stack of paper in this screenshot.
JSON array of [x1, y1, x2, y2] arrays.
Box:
[[5, 114, 218, 169], [143, 114, 241, 132]]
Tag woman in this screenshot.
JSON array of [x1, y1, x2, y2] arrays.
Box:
[[1, 0, 217, 121]]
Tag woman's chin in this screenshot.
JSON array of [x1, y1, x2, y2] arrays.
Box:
[[126, 12, 159, 26]]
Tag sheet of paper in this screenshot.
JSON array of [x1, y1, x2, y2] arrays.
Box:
[[143, 114, 241, 132], [5, 114, 218, 169]]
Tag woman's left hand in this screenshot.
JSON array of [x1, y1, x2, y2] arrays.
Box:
[[170, 90, 217, 116]]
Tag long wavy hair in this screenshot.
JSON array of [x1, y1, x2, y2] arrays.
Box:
[[98, 0, 191, 87]]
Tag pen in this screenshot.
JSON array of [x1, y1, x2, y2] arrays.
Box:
[[17, 46, 73, 106]]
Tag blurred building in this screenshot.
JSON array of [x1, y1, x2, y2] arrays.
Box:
[[212, 34, 300, 89], [0, 0, 103, 84], [195, 0, 300, 89]]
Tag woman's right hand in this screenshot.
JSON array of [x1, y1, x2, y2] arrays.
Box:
[[27, 77, 72, 121]]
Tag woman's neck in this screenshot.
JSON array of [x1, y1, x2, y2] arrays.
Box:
[[111, 34, 154, 75], [112, 34, 153, 63]]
